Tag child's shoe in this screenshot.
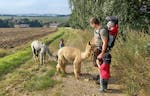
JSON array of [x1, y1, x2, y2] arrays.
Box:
[[99, 88, 106, 92]]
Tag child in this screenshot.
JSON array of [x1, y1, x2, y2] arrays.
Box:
[[59, 38, 65, 48], [107, 21, 118, 49], [106, 16, 119, 49], [97, 52, 111, 92]]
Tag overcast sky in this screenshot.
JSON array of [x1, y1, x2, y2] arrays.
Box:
[[0, 0, 71, 14]]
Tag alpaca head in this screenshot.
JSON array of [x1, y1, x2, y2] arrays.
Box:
[[85, 41, 95, 57]]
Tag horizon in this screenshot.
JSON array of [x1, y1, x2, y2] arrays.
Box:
[[0, 0, 71, 15], [0, 13, 70, 15]]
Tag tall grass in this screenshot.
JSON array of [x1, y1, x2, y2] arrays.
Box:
[[112, 29, 150, 96]]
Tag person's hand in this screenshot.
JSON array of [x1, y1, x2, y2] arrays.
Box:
[[93, 47, 97, 52], [97, 53, 104, 60], [96, 59, 100, 68]]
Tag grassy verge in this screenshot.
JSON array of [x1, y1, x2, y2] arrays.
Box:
[[0, 48, 32, 77], [0, 60, 58, 96], [112, 29, 150, 96], [24, 61, 57, 91], [0, 28, 65, 77]]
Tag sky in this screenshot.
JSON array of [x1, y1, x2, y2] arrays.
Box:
[[0, 0, 71, 15]]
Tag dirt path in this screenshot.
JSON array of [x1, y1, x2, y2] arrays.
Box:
[[50, 61, 126, 96], [0, 28, 56, 49]]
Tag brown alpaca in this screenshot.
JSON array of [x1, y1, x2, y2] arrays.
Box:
[[56, 42, 94, 79]]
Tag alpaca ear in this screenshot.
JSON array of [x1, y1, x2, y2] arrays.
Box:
[[89, 41, 91, 45]]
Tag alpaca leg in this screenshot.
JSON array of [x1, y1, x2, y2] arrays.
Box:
[[56, 58, 66, 75], [61, 62, 66, 74], [31, 47, 37, 61], [33, 54, 37, 61], [73, 64, 79, 79], [40, 48, 47, 65], [78, 62, 81, 75], [73, 60, 81, 79], [59, 60, 66, 74], [43, 53, 45, 64], [40, 52, 44, 65], [46, 47, 52, 60], [56, 63, 61, 73], [56, 58, 63, 73], [35, 51, 39, 62]]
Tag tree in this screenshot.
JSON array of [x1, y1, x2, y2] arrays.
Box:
[[68, 0, 149, 30]]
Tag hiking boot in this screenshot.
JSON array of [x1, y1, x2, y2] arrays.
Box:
[[99, 79, 109, 92], [99, 88, 106, 93]]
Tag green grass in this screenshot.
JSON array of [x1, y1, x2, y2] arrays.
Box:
[[24, 61, 57, 91], [0, 47, 32, 76], [0, 28, 65, 77]]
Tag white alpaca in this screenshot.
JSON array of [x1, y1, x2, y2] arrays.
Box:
[[31, 40, 52, 65], [56, 42, 94, 79]]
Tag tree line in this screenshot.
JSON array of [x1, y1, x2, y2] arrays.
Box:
[[0, 18, 43, 28], [68, 0, 150, 31]]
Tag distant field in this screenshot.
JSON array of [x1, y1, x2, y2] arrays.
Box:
[[0, 28, 57, 49], [0, 16, 69, 23]]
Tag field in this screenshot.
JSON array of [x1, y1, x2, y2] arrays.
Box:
[[0, 28, 56, 49]]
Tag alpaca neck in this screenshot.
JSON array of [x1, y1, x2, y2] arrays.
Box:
[[81, 50, 89, 60]]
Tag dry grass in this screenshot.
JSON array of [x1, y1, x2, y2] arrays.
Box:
[[111, 28, 150, 96]]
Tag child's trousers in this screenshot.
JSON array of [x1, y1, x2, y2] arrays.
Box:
[[100, 78, 109, 91]]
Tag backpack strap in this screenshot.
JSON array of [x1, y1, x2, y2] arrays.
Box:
[[95, 26, 110, 52]]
